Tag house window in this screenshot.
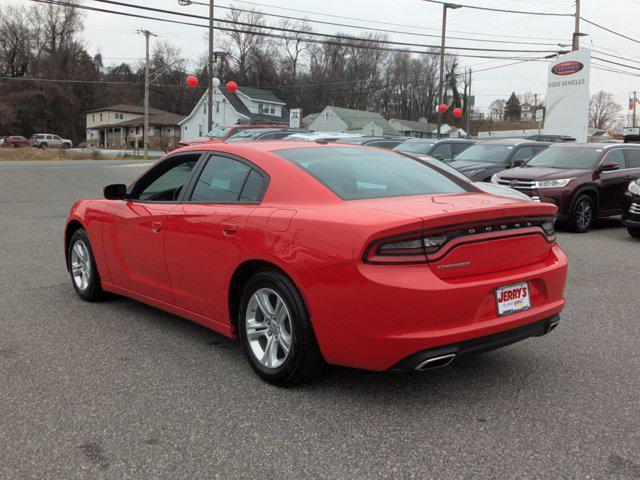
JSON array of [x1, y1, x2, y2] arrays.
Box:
[[204, 103, 207, 114], [325, 111, 330, 123], [216, 102, 220, 113], [270, 105, 275, 115], [100, 113, 103, 122], [92, 114, 95, 122]]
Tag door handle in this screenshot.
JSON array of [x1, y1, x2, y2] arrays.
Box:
[[221, 222, 238, 235], [151, 221, 162, 233]]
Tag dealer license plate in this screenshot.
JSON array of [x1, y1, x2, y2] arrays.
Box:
[[496, 282, 531, 316]]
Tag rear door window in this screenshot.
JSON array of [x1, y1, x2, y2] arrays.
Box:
[[452, 143, 471, 156], [623, 149, 640, 168], [190, 155, 266, 203], [430, 143, 453, 160], [511, 146, 534, 164]]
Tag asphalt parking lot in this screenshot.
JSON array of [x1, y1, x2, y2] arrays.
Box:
[[1, 159, 639, 479]]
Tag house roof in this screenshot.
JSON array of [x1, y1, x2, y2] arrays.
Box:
[[218, 88, 289, 124], [302, 113, 320, 127], [237, 87, 286, 105], [390, 118, 436, 133], [85, 104, 170, 115], [325, 106, 398, 135], [113, 112, 186, 127]]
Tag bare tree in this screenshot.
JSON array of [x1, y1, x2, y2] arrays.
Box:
[[589, 91, 621, 130], [218, 8, 267, 84], [489, 99, 506, 121]]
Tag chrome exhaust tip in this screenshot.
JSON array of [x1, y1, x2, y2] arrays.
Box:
[[547, 320, 560, 333], [414, 353, 457, 371]]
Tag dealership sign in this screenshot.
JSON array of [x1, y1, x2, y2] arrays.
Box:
[[544, 49, 591, 143]]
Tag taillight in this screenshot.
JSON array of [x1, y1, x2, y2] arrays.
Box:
[[541, 221, 556, 242], [365, 232, 426, 264], [365, 233, 449, 264], [364, 218, 556, 264]]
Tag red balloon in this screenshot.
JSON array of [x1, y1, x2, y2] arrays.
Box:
[[437, 103, 449, 114], [226, 81, 238, 93], [186, 75, 198, 88], [452, 107, 463, 119]]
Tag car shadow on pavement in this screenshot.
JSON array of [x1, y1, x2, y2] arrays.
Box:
[[556, 216, 623, 232]]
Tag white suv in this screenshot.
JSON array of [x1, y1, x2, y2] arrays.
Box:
[[31, 133, 73, 149]]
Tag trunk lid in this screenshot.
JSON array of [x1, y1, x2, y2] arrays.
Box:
[[355, 192, 556, 279]]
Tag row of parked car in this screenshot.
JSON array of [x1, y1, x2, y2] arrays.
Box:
[[0, 133, 73, 149], [180, 124, 640, 237]]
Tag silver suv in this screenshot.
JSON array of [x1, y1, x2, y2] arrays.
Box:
[[30, 133, 73, 149]]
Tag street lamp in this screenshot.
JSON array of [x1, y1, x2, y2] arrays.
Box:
[[179, 0, 215, 132], [437, 2, 462, 138]]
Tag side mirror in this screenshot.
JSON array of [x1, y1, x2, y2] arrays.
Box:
[[600, 162, 620, 172], [103, 183, 127, 200]]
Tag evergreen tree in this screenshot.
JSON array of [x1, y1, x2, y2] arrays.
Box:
[[505, 92, 522, 121]]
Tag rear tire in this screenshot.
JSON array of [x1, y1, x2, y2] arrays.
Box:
[[67, 228, 103, 301], [40, 142, 48, 149], [238, 269, 324, 387], [568, 195, 595, 233], [628, 227, 640, 239]]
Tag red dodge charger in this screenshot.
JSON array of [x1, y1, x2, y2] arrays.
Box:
[[65, 141, 568, 386]]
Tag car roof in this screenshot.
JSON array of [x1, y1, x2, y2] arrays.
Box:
[[401, 138, 475, 144], [477, 138, 551, 146], [548, 142, 640, 149]]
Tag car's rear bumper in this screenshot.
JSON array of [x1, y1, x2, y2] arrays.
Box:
[[390, 314, 560, 371], [296, 244, 568, 371]]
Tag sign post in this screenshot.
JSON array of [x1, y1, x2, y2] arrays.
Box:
[[535, 109, 544, 135], [544, 48, 591, 143]]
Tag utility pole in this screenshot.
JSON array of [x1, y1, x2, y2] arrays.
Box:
[[437, 3, 462, 138], [179, 0, 215, 132], [634, 91, 637, 128], [572, 0, 581, 50], [139, 29, 155, 160], [466, 68, 472, 137], [207, 0, 214, 132]]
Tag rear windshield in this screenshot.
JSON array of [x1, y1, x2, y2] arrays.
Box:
[[395, 141, 434, 155], [526, 147, 602, 169], [276, 147, 470, 200], [454, 144, 513, 164]]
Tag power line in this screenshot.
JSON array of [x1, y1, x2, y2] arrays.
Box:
[[87, 0, 557, 54], [182, 0, 564, 47], [420, 0, 572, 17], [592, 56, 640, 72], [581, 17, 640, 45], [30, 0, 560, 60], [211, 0, 568, 42]]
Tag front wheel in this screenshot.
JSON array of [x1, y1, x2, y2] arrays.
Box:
[[238, 270, 324, 387], [568, 195, 595, 233], [628, 227, 640, 239], [67, 228, 103, 301]]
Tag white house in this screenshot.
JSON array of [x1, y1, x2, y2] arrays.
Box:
[[180, 86, 289, 140], [85, 104, 184, 148], [307, 106, 398, 136]]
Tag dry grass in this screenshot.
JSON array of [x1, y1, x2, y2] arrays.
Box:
[[0, 147, 142, 161]]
